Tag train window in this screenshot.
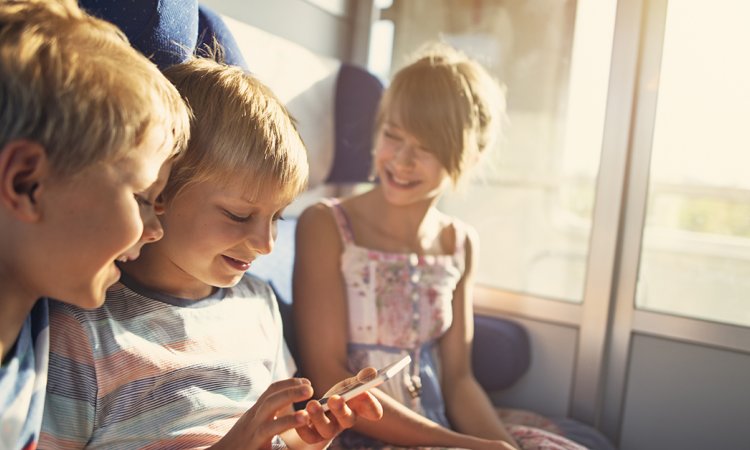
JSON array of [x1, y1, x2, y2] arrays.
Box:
[[635, 0, 750, 327], [377, 0, 617, 303]]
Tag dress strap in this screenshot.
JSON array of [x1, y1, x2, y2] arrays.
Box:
[[452, 220, 467, 254], [321, 198, 356, 245], [451, 219, 469, 275]]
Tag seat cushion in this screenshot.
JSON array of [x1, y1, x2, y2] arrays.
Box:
[[473, 314, 531, 392]]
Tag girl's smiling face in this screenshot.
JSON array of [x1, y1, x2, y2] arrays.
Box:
[[153, 174, 294, 299], [373, 120, 451, 207]]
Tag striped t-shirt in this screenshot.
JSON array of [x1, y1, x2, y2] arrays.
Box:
[[0, 299, 49, 450], [40, 273, 295, 449]]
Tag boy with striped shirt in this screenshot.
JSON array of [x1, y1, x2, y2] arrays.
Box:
[[0, 1, 189, 449], [40, 57, 381, 450]]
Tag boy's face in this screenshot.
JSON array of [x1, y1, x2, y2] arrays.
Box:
[[122, 157, 174, 258], [155, 174, 293, 299], [36, 128, 174, 308]]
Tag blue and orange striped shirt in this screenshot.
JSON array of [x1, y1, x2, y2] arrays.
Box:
[[39, 273, 294, 449], [1, 299, 49, 450]]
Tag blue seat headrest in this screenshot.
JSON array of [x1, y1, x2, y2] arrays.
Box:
[[197, 5, 247, 69], [329, 64, 383, 183], [79, 0, 247, 70]]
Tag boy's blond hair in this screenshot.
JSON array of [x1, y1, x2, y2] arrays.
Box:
[[161, 57, 309, 202], [376, 43, 506, 184], [0, 0, 190, 176]]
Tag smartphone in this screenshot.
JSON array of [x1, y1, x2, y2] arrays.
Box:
[[319, 354, 411, 412]]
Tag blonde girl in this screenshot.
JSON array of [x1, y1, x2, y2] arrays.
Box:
[[293, 44, 585, 450]]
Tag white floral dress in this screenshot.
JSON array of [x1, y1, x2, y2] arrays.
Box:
[[324, 198, 586, 450]]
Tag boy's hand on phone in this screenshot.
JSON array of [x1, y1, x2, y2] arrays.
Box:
[[294, 368, 384, 444], [211, 378, 314, 450], [329, 367, 383, 421]]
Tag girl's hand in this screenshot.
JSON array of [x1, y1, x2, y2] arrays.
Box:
[[294, 367, 384, 444], [210, 378, 314, 450]]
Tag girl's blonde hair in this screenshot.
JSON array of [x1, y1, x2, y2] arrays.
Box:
[[0, 0, 190, 176], [376, 43, 506, 184], [161, 58, 309, 203]]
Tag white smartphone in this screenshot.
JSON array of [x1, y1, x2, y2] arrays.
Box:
[[319, 354, 411, 412]]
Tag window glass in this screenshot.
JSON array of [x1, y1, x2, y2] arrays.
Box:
[[636, 0, 750, 327]]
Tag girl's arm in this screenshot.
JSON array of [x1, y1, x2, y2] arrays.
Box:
[[293, 203, 510, 450], [439, 226, 520, 449], [293, 202, 357, 398]]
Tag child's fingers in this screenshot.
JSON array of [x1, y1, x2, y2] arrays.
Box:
[[355, 366, 377, 382], [344, 391, 383, 421], [324, 395, 357, 429], [270, 410, 310, 435], [323, 376, 359, 397], [255, 410, 311, 444], [225, 404, 309, 448], [322, 367, 377, 398], [256, 378, 314, 415], [305, 399, 345, 440], [244, 378, 314, 440], [294, 421, 325, 444], [257, 378, 312, 403]]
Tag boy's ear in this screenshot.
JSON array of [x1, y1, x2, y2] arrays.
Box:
[[0, 139, 49, 222]]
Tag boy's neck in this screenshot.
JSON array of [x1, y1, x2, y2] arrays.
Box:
[[119, 245, 216, 300], [0, 288, 38, 363]]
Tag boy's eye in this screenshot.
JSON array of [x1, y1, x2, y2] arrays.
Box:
[[134, 194, 153, 208], [225, 210, 251, 222]]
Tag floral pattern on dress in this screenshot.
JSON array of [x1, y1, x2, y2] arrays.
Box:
[[344, 251, 459, 349]]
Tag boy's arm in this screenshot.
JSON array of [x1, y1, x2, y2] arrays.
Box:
[[39, 302, 98, 449]]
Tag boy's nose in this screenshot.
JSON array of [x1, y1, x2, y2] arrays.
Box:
[[247, 222, 274, 255], [142, 213, 164, 243]]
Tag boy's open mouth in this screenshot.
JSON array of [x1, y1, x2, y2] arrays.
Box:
[[223, 255, 251, 271]]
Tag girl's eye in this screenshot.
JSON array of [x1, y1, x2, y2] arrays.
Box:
[[134, 194, 153, 207], [383, 130, 402, 141], [415, 147, 432, 158], [272, 214, 286, 223], [225, 210, 251, 223]]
